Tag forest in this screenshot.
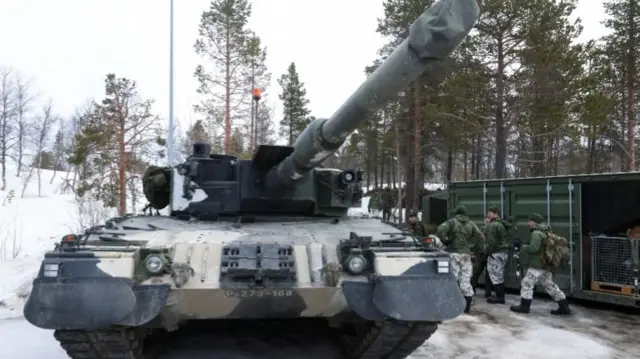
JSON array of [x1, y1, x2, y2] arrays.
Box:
[[0, 0, 637, 218]]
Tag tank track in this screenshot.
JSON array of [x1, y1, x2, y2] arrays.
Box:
[[53, 320, 438, 359], [344, 320, 438, 359], [54, 328, 151, 359]]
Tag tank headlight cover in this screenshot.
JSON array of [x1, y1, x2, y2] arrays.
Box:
[[145, 254, 166, 274], [43, 263, 60, 277], [436, 260, 450, 274], [345, 254, 367, 274]]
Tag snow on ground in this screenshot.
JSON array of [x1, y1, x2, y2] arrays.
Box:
[[0, 164, 122, 319], [0, 290, 637, 359], [0, 167, 80, 319], [348, 196, 421, 223]]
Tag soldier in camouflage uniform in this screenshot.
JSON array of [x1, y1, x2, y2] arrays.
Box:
[[485, 206, 514, 304], [510, 213, 571, 315], [471, 217, 493, 298], [437, 205, 485, 313], [405, 210, 428, 237], [367, 191, 383, 217], [381, 187, 394, 222]]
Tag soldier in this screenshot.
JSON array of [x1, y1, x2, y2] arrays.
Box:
[[471, 217, 493, 298], [436, 205, 485, 314], [510, 213, 571, 315], [381, 187, 393, 222], [405, 210, 428, 237], [485, 206, 514, 304], [367, 191, 383, 217]]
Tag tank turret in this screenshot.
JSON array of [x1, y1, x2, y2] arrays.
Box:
[[144, 0, 479, 219]]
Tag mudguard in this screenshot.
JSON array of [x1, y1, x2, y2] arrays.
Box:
[[23, 277, 171, 330], [342, 261, 465, 322]]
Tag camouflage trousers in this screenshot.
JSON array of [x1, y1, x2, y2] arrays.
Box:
[[487, 249, 509, 285], [520, 268, 566, 301], [450, 253, 474, 297], [382, 209, 391, 222]]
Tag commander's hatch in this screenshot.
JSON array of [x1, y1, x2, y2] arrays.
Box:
[[251, 145, 294, 171]]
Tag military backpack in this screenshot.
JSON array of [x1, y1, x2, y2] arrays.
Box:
[[541, 229, 570, 268]]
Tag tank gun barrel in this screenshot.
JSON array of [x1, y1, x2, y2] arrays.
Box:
[[268, 0, 479, 188]]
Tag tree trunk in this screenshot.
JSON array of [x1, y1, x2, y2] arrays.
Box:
[[412, 81, 422, 210], [494, 36, 507, 179], [118, 120, 127, 215], [626, 83, 636, 171], [224, 21, 232, 153], [446, 148, 453, 182]]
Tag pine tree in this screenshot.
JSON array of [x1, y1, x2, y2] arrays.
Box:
[[255, 102, 275, 145], [194, 0, 251, 154], [278, 62, 311, 145], [475, 0, 529, 178], [576, 42, 617, 173], [230, 127, 245, 157], [244, 33, 271, 152], [52, 128, 66, 171], [375, 0, 434, 210], [183, 120, 210, 156], [70, 74, 161, 214], [518, 0, 584, 176], [603, 0, 639, 171]]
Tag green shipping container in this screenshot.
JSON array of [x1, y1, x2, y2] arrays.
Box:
[[423, 172, 640, 308]]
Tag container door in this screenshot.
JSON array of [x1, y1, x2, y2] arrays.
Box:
[[508, 180, 580, 294]]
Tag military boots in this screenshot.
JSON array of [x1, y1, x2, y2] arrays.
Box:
[[550, 299, 571, 315], [510, 298, 532, 314], [464, 296, 472, 314], [487, 283, 506, 304]]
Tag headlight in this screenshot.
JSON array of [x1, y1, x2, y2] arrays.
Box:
[[145, 254, 166, 274], [345, 255, 367, 274], [436, 260, 449, 274], [43, 263, 59, 277]]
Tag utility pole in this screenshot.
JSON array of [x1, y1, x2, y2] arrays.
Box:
[[167, 0, 175, 165], [252, 88, 261, 150]]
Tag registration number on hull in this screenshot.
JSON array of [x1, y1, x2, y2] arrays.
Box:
[[223, 289, 294, 298]]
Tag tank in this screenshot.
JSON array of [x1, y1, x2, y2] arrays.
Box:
[[22, 1, 480, 358]]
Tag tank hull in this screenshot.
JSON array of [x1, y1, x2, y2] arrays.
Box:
[[25, 241, 461, 359], [24, 246, 464, 329]]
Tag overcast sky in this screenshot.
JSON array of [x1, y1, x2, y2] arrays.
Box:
[[0, 0, 608, 140]]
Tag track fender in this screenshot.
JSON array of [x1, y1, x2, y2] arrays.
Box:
[[343, 261, 465, 322], [23, 258, 171, 330]]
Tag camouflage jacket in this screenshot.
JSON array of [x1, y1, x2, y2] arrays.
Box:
[[381, 192, 394, 208], [436, 215, 484, 254], [368, 194, 382, 211], [521, 224, 550, 269], [485, 218, 513, 254], [406, 222, 429, 238]]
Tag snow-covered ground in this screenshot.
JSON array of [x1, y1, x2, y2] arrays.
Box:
[[0, 290, 637, 359], [0, 166, 102, 319], [0, 163, 638, 358]]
